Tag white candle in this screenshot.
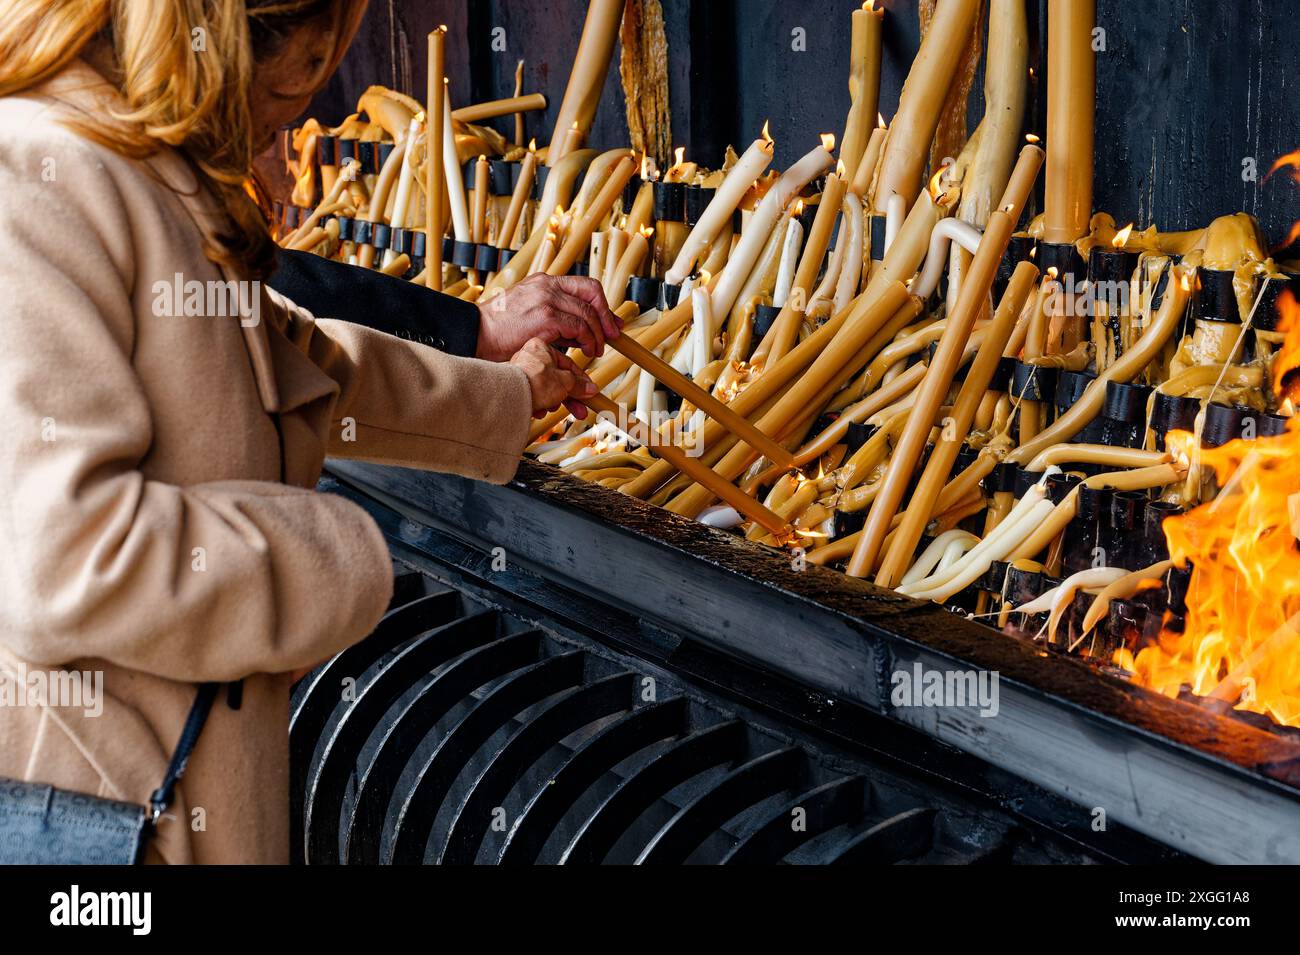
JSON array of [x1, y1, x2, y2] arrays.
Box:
[[664, 137, 775, 286], [382, 115, 424, 268], [689, 286, 715, 432], [710, 141, 835, 318], [635, 366, 657, 425], [442, 85, 472, 242], [772, 216, 805, 307]]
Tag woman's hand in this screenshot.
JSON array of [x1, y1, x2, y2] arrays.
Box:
[[510, 338, 599, 420], [476, 274, 623, 362]]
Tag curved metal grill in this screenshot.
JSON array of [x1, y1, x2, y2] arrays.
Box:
[[290, 568, 1089, 865]]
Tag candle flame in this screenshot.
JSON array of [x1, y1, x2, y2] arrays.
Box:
[[1272, 219, 1300, 254], [1265, 147, 1300, 185], [877, 112, 887, 129], [674, 146, 686, 167], [1178, 271, 1193, 292], [1024, 133, 1040, 143], [1046, 266, 1059, 279], [927, 165, 948, 201], [792, 198, 806, 216], [1112, 222, 1135, 247], [639, 225, 655, 239], [528, 138, 537, 151], [761, 120, 774, 145], [1029, 246, 1037, 258], [639, 151, 651, 178], [835, 160, 847, 178], [820, 132, 836, 152], [414, 110, 426, 124]]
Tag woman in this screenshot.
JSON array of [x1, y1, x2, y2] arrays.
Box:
[[0, 0, 617, 863]]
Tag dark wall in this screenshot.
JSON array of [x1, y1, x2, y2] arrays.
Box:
[[307, 0, 1300, 249]]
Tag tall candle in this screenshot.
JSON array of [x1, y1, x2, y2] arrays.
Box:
[[772, 217, 804, 307], [381, 114, 423, 269], [1043, 0, 1095, 243], [607, 228, 650, 308], [664, 137, 775, 286], [452, 92, 547, 124], [471, 155, 489, 243], [546, 154, 638, 276], [498, 143, 538, 249], [513, 59, 526, 145], [847, 144, 1044, 579], [850, 123, 887, 199], [874, 261, 1037, 587], [601, 227, 629, 297], [873, 0, 979, 213], [839, 1, 885, 178], [712, 140, 835, 318], [426, 27, 446, 290], [442, 84, 472, 242], [548, 0, 624, 166]]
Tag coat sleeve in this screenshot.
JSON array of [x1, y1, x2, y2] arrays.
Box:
[[269, 289, 533, 484], [0, 121, 394, 682], [269, 249, 482, 357]]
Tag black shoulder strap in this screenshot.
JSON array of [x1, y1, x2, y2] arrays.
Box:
[[148, 682, 220, 825]]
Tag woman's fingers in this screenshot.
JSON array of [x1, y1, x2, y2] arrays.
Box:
[[552, 275, 622, 340]]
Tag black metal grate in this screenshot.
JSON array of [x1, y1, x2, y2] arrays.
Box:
[[290, 566, 1109, 865]]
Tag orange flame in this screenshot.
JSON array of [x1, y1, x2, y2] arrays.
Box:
[[835, 159, 847, 178], [1112, 222, 1134, 247], [761, 120, 773, 144], [1119, 290, 1300, 726], [821, 132, 836, 152], [1272, 220, 1300, 254], [1024, 133, 1041, 144], [877, 112, 887, 129], [1265, 147, 1300, 185], [528, 137, 537, 152]]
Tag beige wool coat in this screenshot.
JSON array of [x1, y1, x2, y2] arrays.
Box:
[[0, 62, 532, 863]]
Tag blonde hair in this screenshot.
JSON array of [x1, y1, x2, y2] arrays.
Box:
[[0, 0, 367, 278]]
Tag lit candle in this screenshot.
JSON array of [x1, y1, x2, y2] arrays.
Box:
[[873, 0, 980, 212], [498, 141, 538, 250], [712, 137, 836, 318], [584, 393, 791, 538], [601, 227, 629, 297], [1043, 0, 1095, 244], [839, 1, 885, 177], [546, 154, 638, 276], [772, 215, 804, 307], [471, 155, 489, 244], [606, 227, 651, 309], [426, 26, 446, 289], [765, 171, 849, 364], [664, 135, 776, 286], [850, 122, 887, 199], [874, 261, 1038, 588], [847, 144, 1043, 579], [557, 121, 584, 161]]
